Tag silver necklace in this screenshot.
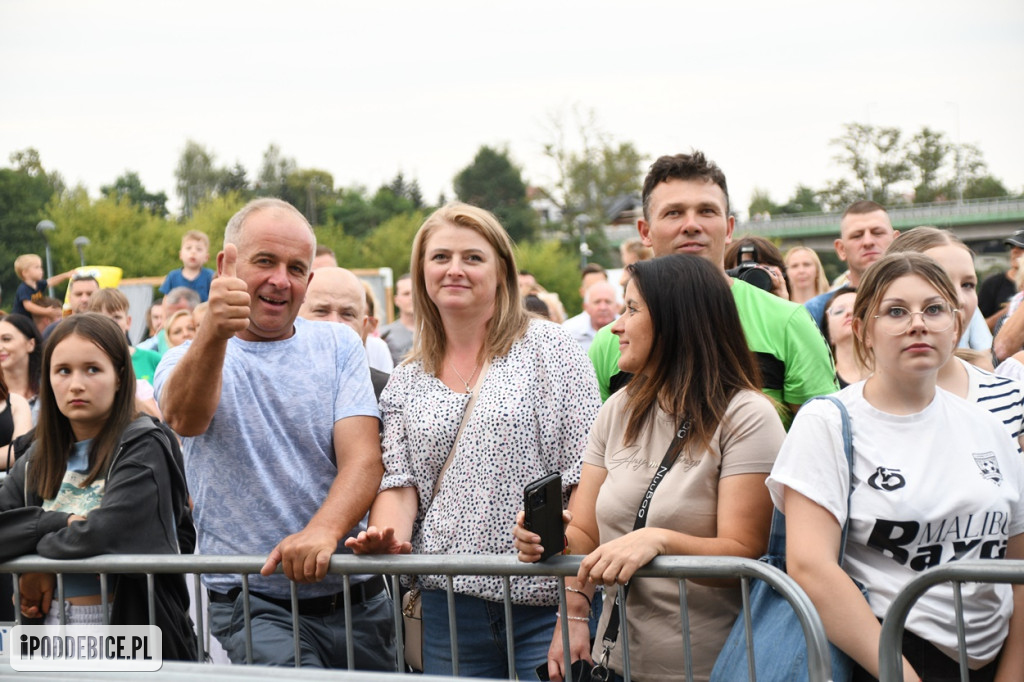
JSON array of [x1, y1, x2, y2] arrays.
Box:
[[450, 360, 482, 395]]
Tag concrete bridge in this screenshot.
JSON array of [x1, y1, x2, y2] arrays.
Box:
[[734, 196, 1024, 257]]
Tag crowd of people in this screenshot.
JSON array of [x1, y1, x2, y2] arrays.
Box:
[[0, 150, 1022, 682]]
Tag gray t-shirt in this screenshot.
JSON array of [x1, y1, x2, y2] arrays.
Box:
[[155, 317, 379, 598], [380, 320, 414, 365]]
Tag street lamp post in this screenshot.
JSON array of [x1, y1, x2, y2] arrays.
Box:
[[36, 220, 56, 298], [73, 236, 90, 267], [574, 214, 593, 270]]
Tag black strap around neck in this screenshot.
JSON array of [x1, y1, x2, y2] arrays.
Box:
[[598, 419, 691, 662]]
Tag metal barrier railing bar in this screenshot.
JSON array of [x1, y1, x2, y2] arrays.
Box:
[[877, 559, 1024, 682], [0, 553, 833, 681]]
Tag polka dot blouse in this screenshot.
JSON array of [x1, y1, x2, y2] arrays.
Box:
[[380, 319, 601, 604]]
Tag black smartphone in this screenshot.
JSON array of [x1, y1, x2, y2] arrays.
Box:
[[523, 472, 564, 562]]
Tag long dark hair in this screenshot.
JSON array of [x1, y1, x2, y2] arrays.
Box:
[[1, 314, 43, 399], [0, 363, 8, 402], [622, 255, 762, 456], [29, 314, 138, 500]]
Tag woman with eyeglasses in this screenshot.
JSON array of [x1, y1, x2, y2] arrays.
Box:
[[820, 286, 868, 388], [886, 226, 1024, 450], [768, 253, 1024, 681]]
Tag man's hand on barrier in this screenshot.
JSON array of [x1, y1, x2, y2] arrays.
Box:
[[19, 572, 55, 619], [344, 526, 412, 554], [261, 525, 339, 583]]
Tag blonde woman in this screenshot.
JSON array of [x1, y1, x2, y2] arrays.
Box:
[[784, 246, 829, 304], [347, 203, 600, 678]]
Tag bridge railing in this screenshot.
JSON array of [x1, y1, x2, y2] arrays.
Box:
[[737, 195, 1024, 238]]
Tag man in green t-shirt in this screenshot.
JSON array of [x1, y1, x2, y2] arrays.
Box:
[[588, 152, 837, 426]]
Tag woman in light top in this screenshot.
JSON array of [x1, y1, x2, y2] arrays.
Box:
[[768, 252, 1024, 681], [887, 227, 1024, 449], [516, 254, 786, 682], [346, 203, 601, 678]]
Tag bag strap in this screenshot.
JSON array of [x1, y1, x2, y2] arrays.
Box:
[[595, 418, 691, 673], [767, 394, 855, 562], [428, 360, 491, 507]]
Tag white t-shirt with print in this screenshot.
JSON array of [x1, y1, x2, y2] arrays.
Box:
[[767, 382, 1024, 666]]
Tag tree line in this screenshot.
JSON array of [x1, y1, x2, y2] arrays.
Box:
[[1, 118, 1018, 317]]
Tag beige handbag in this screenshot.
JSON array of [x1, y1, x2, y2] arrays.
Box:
[[402, 362, 489, 672]]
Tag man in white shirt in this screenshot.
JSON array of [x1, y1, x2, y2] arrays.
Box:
[[562, 280, 619, 351]]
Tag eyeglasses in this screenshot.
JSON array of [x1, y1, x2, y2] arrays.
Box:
[[873, 302, 958, 335]]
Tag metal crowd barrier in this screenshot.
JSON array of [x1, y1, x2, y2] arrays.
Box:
[[0, 554, 832, 681], [877, 559, 1024, 682]]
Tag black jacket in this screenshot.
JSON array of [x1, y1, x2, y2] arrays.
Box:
[[0, 417, 197, 660]]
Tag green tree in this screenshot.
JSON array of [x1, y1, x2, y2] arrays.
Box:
[[962, 175, 1009, 200], [0, 152, 58, 306], [829, 122, 912, 204], [540, 107, 645, 262], [175, 140, 221, 218], [747, 188, 779, 218], [217, 162, 252, 199], [360, 212, 425, 276], [514, 239, 585, 314], [454, 146, 538, 242], [388, 172, 424, 210], [777, 185, 823, 215], [256, 143, 296, 198], [327, 186, 379, 238], [906, 127, 949, 203], [46, 189, 178, 280], [283, 168, 335, 226], [101, 171, 169, 217]]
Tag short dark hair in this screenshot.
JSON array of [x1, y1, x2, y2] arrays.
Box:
[[842, 200, 887, 219], [642, 151, 729, 221]]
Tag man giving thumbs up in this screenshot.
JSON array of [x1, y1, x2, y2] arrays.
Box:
[[155, 198, 395, 669]]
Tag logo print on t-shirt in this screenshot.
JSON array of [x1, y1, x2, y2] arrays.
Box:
[[972, 452, 1003, 486], [868, 467, 906, 491]]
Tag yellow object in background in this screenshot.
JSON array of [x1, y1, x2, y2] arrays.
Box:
[[61, 266, 124, 313]]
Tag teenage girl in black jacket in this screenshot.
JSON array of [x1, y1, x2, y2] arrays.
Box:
[[0, 314, 197, 660]]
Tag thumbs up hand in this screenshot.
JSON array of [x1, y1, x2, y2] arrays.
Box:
[[208, 243, 251, 340]]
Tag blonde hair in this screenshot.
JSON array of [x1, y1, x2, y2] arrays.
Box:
[[87, 288, 130, 314], [408, 202, 530, 374], [182, 230, 210, 249], [165, 309, 196, 346], [784, 246, 828, 296], [14, 254, 42, 279]]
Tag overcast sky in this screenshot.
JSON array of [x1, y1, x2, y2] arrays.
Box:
[[2, 0, 1022, 222]]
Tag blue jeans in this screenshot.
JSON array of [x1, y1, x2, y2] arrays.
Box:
[[209, 588, 396, 669], [421, 589, 558, 679]]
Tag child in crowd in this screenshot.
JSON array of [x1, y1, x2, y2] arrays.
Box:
[[159, 231, 215, 302], [11, 254, 75, 320]]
